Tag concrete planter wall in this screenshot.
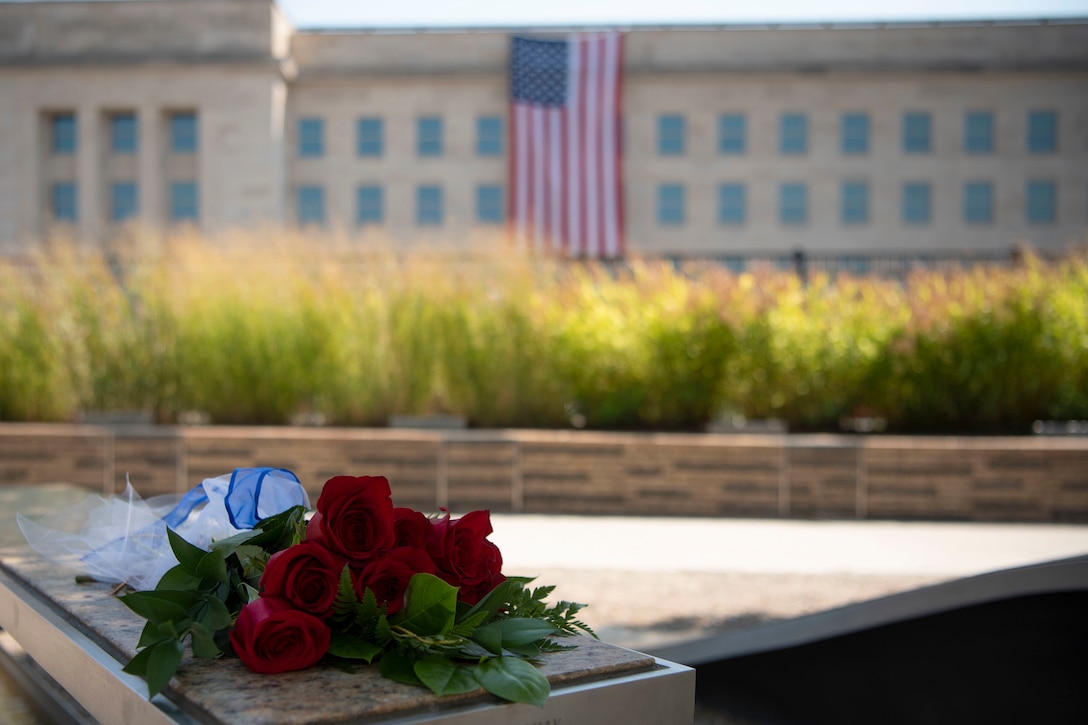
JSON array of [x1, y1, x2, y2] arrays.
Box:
[[1, 423, 1085, 522]]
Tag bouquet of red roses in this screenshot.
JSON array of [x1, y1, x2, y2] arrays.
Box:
[[120, 475, 593, 706]]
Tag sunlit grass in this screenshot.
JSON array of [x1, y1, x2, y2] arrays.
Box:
[[1, 228, 1085, 433]]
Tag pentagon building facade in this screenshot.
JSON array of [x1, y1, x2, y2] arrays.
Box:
[[1, 0, 1086, 258]]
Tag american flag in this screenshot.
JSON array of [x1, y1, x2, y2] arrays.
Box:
[[509, 33, 625, 259]]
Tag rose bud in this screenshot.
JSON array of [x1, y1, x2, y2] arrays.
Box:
[[354, 547, 436, 615], [230, 597, 331, 675], [393, 507, 431, 549], [259, 542, 344, 619], [311, 475, 396, 566]]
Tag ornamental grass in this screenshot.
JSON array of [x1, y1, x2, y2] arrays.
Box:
[[0, 228, 1085, 433]]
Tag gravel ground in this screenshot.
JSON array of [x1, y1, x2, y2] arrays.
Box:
[[529, 568, 946, 651]]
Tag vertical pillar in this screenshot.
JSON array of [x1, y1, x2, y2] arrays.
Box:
[[76, 105, 100, 245], [139, 104, 162, 228]]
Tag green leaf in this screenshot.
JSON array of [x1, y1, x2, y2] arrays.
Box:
[[167, 528, 209, 575], [451, 610, 489, 638], [327, 635, 382, 663], [233, 545, 269, 579], [137, 620, 168, 649], [480, 618, 559, 647], [122, 644, 155, 678], [460, 577, 533, 624], [240, 583, 261, 604], [119, 590, 199, 624], [472, 625, 502, 655], [396, 574, 457, 637], [198, 594, 233, 632], [379, 651, 423, 687], [189, 621, 221, 659], [154, 565, 204, 592], [195, 549, 228, 585], [146, 638, 184, 698], [414, 655, 480, 696], [473, 657, 549, 707]]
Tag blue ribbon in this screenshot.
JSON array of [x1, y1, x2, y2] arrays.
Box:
[[161, 467, 307, 531]]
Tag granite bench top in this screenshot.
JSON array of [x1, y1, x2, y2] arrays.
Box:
[[0, 543, 657, 725]]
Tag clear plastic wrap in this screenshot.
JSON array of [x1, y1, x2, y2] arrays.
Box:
[[17, 467, 308, 591]]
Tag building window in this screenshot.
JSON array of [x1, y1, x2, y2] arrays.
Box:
[[657, 184, 685, 225], [902, 182, 932, 224], [963, 181, 993, 224], [417, 185, 443, 225], [903, 112, 931, 154], [110, 182, 138, 222], [51, 182, 77, 222], [417, 117, 443, 157], [657, 115, 685, 156], [170, 181, 198, 222], [298, 186, 325, 225], [170, 112, 197, 154], [356, 185, 383, 225], [964, 112, 994, 154], [476, 184, 504, 224], [110, 112, 137, 154], [841, 113, 869, 155], [718, 114, 745, 155], [51, 113, 76, 155], [357, 118, 383, 158], [779, 183, 807, 224], [476, 116, 503, 156], [1027, 111, 1057, 153], [1026, 180, 1056, 224], [841, 181, 869, 224], [299, 118, 324, 158], [717, 183, 745, 225], [779, 113, 807, 155]]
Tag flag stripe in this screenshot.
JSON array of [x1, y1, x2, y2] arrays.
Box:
[[510, 32, 624, 259]]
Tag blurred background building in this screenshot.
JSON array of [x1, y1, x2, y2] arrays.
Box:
[[0, 0, 1086, 264]]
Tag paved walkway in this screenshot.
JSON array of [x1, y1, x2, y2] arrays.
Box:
[[487, 515, 1088, 651]]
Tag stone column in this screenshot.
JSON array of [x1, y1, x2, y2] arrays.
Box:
[[76, 104, 100, 245], [138, 104, 162, 227]]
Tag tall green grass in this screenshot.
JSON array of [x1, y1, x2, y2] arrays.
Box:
[[1, 231, 1085, 433]]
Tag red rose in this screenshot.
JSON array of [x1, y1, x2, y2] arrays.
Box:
[[230, 597, 331, 674], [309, 476, 396, 566], [428, 510, 505, 601], [393, 507, 431, 548], [354, 546, 436, 614], [458, 571, 507, 606], [259, 542, 344, 618]]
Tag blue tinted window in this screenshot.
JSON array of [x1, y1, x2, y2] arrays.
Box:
[[658, 115, 685, 156], [903, 112, 931, 154], [965, 112, 994, 154], [657, 184, 685, 225], [111, 113, 137, 154], [170, 181, 198, 222], [717, 183, 745, 225], [841, 113, 869, 155], [357, 185, 383, 225], [417, 185, 443, 225], [1026, 180, 1056, 224], [1027, 111, 1057, 153], [963, 182, 993, 224], [841, 182, 869, 224], [170, 112, 197, 154], [51, 113, 76, 154], [299, 118, 324, 158], [51, 182, 77, 222], [357, 118, 383, 157], [780, 113, 807, 155], [718, 114, 745, 155], [476, 184, 504, 224], [779, 183, 807, 224], [418, 117, 443, 157], [298, 186, 325, 225], [477, 116, 503, 156], [903, 182, 932, 224], [110, 182, 138, 222]]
